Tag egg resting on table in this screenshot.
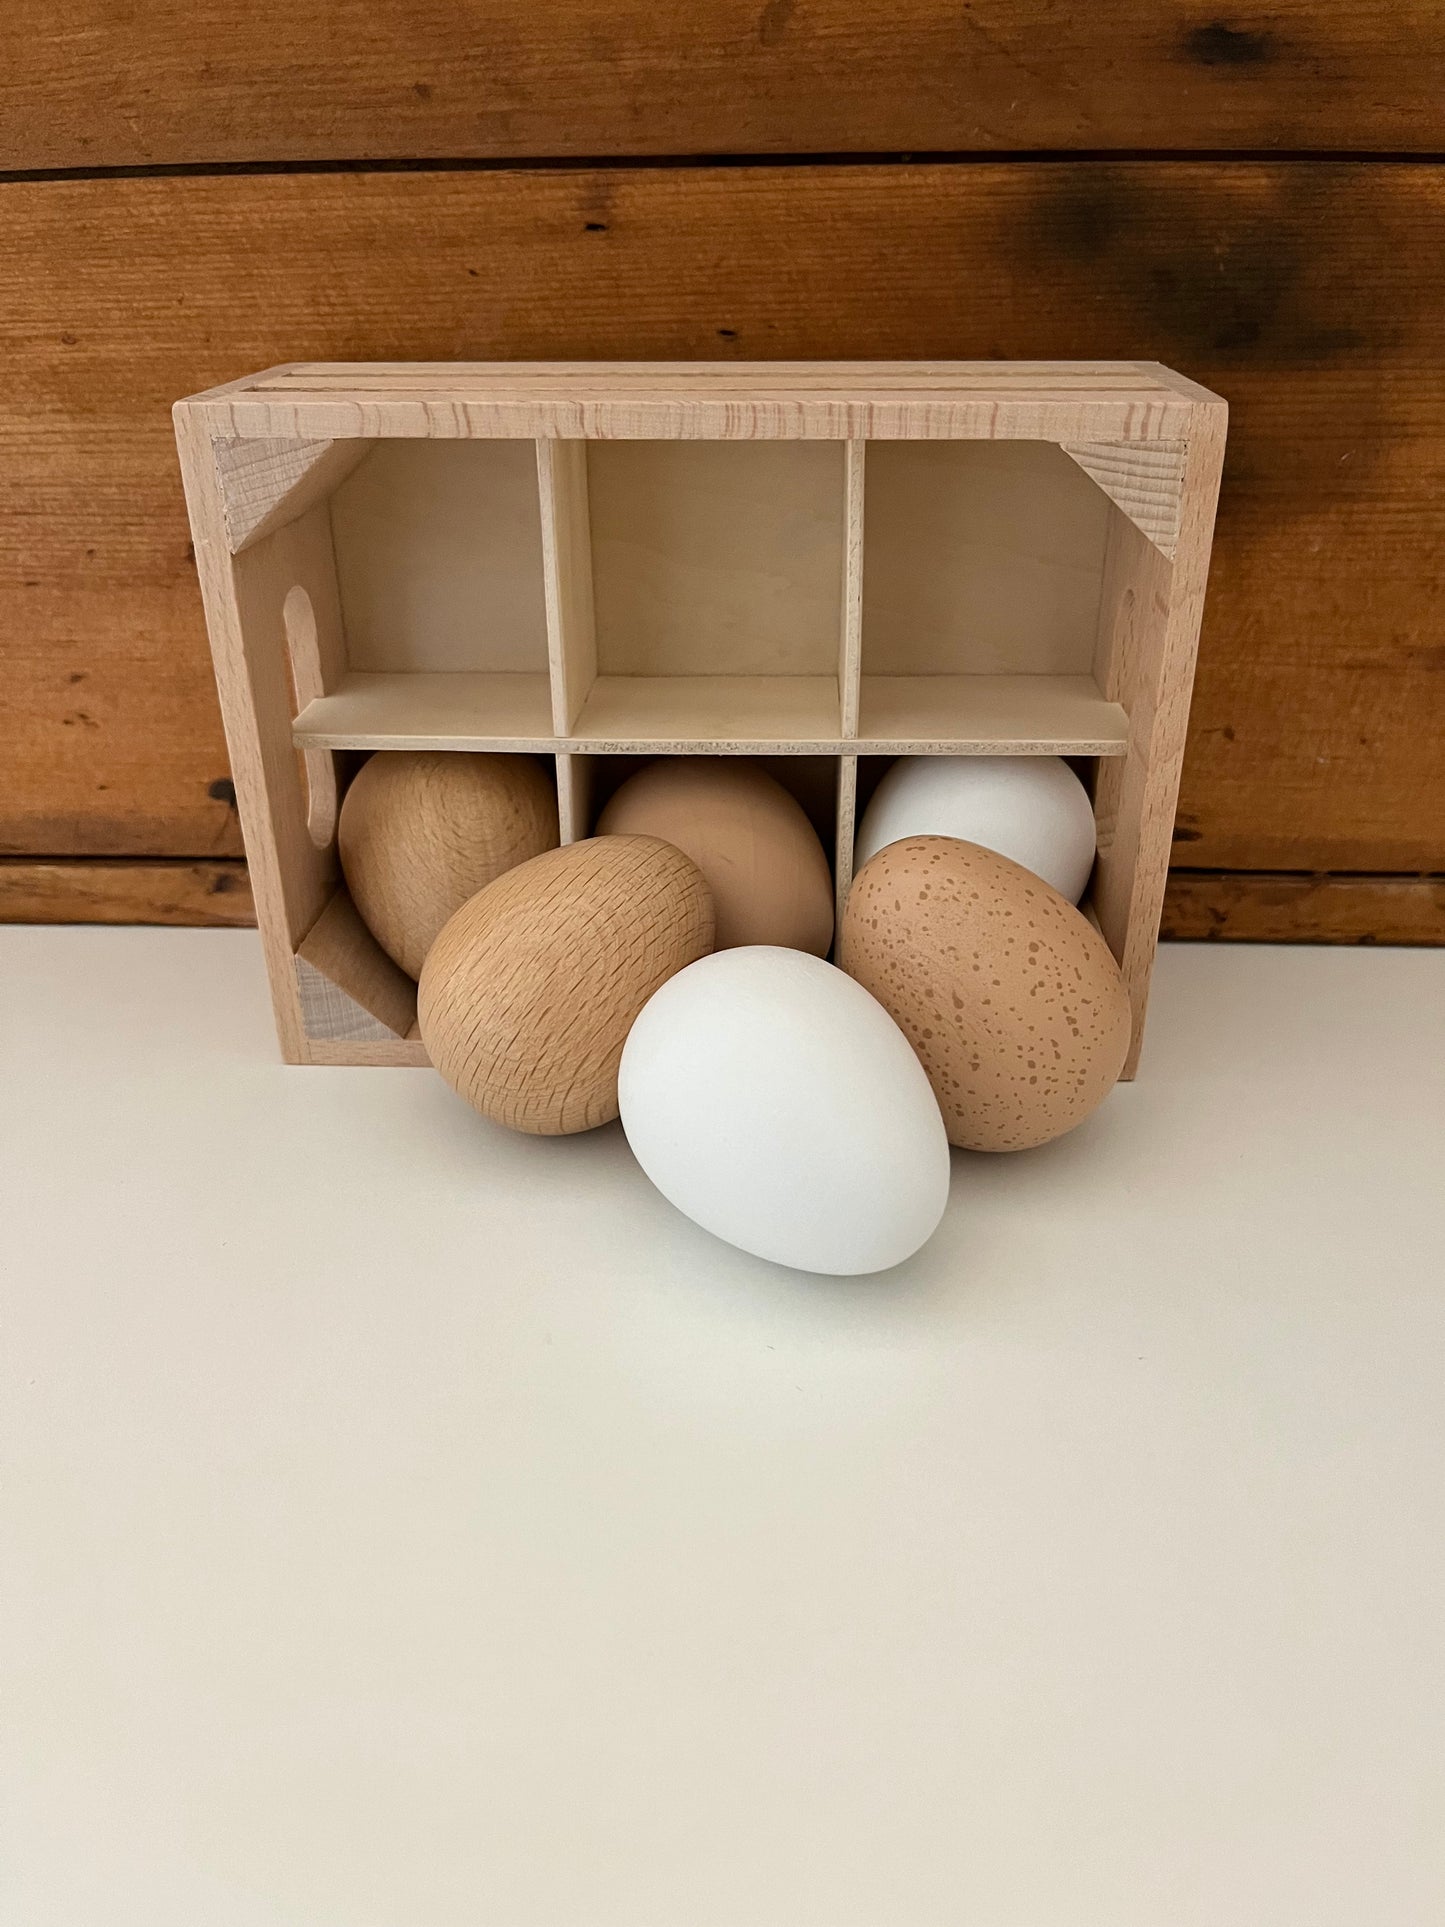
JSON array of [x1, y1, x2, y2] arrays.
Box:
[[839, 835, 1131, 1152], [418, 834, 714, 1136], [619, 946, 950, 1275]]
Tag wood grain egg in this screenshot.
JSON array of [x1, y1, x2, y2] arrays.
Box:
[[596, 758, 834, 956], [338, 751, 559, 979], [418, 835, 715, 1136], [839, 836, 1132, 1152]]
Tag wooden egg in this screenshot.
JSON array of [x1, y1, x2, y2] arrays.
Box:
[[839, 836, 1131, 1152], [596, 758, 834, 956], [418, 836, 714, 1136], [338, 751, 558, 979]]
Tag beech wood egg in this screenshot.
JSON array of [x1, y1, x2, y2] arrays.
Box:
[[596, 758, 834, 956], [840, 836, 1131, 1152], [339, 750, 559, 979], [418, 835, 715, 1135]]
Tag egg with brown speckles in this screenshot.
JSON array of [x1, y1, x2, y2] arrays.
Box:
[[839, 836, 1131, 1152]]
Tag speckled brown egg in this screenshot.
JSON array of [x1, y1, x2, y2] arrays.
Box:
[[418, 835, 715, 1136], [838, 835, 1131, 1152]]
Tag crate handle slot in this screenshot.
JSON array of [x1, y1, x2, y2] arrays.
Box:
[[283, 585, 338, 849]]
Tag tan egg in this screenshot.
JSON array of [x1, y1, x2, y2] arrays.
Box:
[[839, 836, 1131, 1153], [339, 751, 559, 979], [418, 836, 714, 1136], [596, 758, 834, 956]]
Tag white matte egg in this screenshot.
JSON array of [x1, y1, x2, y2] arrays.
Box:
[[854, 755, 1097, 903], [618, 947, 951, 1276]]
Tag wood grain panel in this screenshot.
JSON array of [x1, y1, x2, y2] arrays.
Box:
[[1, 2, 1443, 169], [1162, 872, 1445, 945], [3, 163, 1443, 872], [0, 858, 254, 924], [14, 857, 1442, 948]]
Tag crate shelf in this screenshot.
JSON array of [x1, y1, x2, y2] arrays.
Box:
[[854, 674, 1128, 756], [291, 672, 1124, 757], [570, 673, 843, 750], [292, 671, 556, 752], [175, 360, 1225, 1078]]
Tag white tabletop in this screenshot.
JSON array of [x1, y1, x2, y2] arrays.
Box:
[[4, 927, 1443, 1927]]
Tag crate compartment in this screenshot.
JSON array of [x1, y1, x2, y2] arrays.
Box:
[[561, 750, 848, 946], [292, 440, 555, 749], [562, 752, 842, 858], [554, 441, 848, 747], [855, 440, 1130, 754], [842, 751, 1104, 910]]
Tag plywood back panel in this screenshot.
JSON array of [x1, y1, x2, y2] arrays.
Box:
[[861, 441, 1111, 676], [588, 441, 846, 677], [329, 440, 548, 673]]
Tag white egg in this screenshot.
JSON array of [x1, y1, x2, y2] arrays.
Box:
[[618, 947, 951, 1276], [854, 755, 1097, 903]]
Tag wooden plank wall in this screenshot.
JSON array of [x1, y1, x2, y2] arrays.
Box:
[[2, 4, 1442, 942]]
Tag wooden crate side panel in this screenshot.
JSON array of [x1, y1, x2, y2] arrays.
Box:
[[1092, 406, 1227, 1073], [175, 416, 339, 1058], [225, 506, 344, 943]]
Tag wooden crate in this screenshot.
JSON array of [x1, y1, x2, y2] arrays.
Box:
[[173, 361, 1226, 1076]]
